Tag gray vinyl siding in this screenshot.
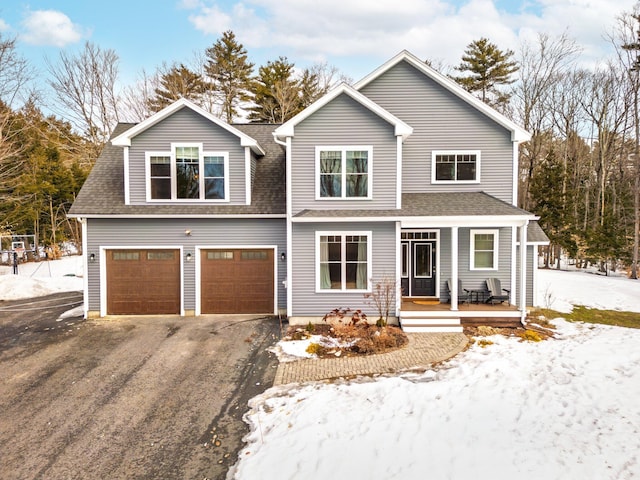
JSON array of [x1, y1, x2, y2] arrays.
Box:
[[360, 60, 515, 204], [291, 221, 397, 317], [291, 94, 398, 214], [85, 217, 286, 313], [128, 107, 247, 205], [439, 227, 513, 299]]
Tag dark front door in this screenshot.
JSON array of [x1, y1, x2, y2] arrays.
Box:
[[401, 239, 437, 297], [412, 241, 436, 296]]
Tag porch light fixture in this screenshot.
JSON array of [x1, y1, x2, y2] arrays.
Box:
[[186, 252, 192, 262], [185, 229, 192, 236], [280, 252, 286, 261], [89, 253, 96, 263]]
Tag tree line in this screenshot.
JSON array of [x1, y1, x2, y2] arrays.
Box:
[[1, 5, 640, 277]]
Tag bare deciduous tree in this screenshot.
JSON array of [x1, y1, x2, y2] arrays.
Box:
[[46, 42, 120, 163]]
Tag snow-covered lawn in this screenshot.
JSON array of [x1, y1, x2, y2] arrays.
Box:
[[0, 255, 83, 301], [230, 268, 640, 480], [2, 258, 640, 478]]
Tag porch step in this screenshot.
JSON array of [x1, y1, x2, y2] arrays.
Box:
[[400, 317, 463, 333]]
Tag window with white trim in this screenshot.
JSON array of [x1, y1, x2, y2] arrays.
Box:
[[146, 143, 229, 201], [316, 146, 371, 199], [432, 150, 480, 183], [317, 232, 371, 291], [470, 229, 498, 270]]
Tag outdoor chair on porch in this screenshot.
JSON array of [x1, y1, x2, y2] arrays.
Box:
[[485, 278, 510, 304], [447, 279, 471, 304]]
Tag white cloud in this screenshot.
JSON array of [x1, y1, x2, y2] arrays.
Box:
[[0, 18, 10, 32], [20, 10, 84, 47], [187, 0, 637, 75]]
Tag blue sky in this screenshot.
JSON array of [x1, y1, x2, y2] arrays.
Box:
[[0, 0, 637, 94]]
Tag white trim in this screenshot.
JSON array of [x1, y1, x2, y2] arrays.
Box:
[[244, 146, 251, 205], [354, 50, 531, 143], [511, 226, 517, 303], [145, 144, 230, 202], [396, 136, 402, 209], [69, 214, 287, 219], [315, 231, 372, 293], [111, 97, 265, 155], [450, 226, 459, 311], [123, 147, 130, 205], [81, 218, 88, 319], [315, 146, 373, 200], [469, 229, 499, 271], [431, 150, 481, 184], [519, 222, 528, 320], [512, 142, 518, 206], [395, 221, 401, 317], [194, 245, 278, 316], [99, 245, 184, 317], [292, 214, 536, 227], [274, 83, 413, 140]]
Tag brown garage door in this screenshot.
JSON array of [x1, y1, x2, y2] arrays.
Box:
[[106, 249, 180, 315], [201, 248, 274, 314]]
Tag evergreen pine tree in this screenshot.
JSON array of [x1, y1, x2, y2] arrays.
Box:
[[205, 31, 254, 123], [147, 64, 206, 113], [454, 37, 519, 110], [248, 57, 298, 123]]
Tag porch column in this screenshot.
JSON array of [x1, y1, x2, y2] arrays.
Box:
[[451, 226, 458, 311], [519, 221, 528, 321]]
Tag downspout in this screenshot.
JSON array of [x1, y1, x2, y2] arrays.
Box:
[[273, 134, 291, 318]]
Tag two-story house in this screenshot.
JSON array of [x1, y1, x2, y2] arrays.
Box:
[[69, 50, 548, 332]]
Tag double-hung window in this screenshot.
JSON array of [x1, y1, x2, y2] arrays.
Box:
[[432, 150, 480, 183], [470, 229, 498, 270], [147, 143, 229, 201], [317, 232, 371, 292], [317, 146, 371, 199]]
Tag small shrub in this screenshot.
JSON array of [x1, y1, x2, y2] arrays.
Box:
[[289, 328, 310, 341], [520, 329, 542, 342], [306, 343, 328, 356], [305, 321, 316, 333], [477, 339, 494, 348], [476, 325, 500, 336]]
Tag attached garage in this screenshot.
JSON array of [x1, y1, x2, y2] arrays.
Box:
[[200, 248, 275, 314], [106, 249, 181, 315]]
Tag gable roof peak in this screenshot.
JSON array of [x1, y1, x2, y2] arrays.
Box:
[[273, 82, 413, 140], [111, 97, 265, 155], [355, 50, 531, 143]]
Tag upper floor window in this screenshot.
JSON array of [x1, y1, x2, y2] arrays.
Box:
[[432, 150, 480, 183], [316, 146, 372, 199], [146, 143, 229, 201]]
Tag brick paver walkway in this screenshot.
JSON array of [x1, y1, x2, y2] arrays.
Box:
[[274, 332, 469, 385]]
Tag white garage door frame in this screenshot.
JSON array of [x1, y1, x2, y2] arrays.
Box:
[[195, 244, 278, 316], [100, 245, 184, 317]]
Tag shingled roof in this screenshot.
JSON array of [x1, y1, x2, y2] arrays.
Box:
[[68, 123, 285, 217], [294, 192, 534, 218]]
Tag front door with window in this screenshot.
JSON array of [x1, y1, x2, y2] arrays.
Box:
[[401, 231, 438, 297]]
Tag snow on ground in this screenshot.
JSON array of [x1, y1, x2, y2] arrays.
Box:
[[231, 269, 640, 480], [538, 267, 640, 313], [0, 256, 83, 301]]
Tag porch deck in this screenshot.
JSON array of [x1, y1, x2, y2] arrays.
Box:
[[400, 298, 522, 331]]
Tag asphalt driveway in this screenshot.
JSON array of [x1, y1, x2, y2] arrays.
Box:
[[0, 292, 281, 480]]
